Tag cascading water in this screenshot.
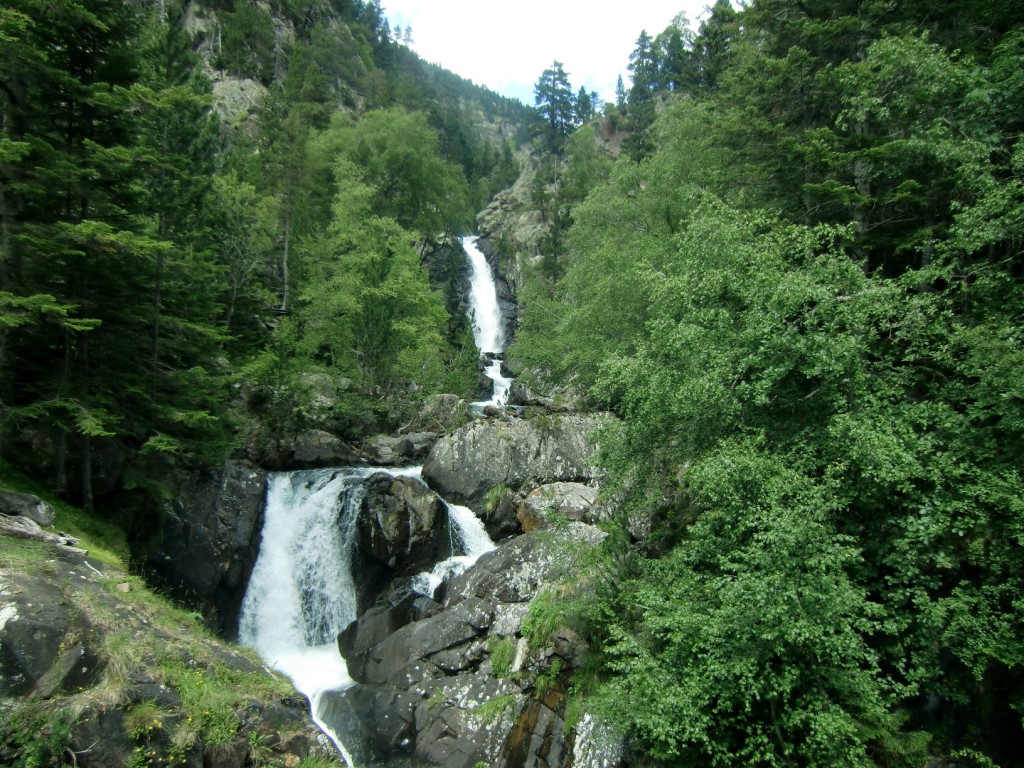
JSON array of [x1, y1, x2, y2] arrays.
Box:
[[464, 236, 512, 409], [238, 468, 368, 765], [240, 237, 513, 762], [411, 500, 496, 597], [239, 466, 495, 765]]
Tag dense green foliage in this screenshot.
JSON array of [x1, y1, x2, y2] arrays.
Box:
[[0, 0, 529, 511], [513, 2, 1024, 765]]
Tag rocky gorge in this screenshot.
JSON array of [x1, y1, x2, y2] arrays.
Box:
[[1, 236, 625, 767]]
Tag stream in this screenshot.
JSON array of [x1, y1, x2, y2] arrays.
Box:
[[238, 236, 509, 765]]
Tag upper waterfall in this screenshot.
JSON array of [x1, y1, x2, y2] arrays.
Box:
[[464, 236, 512, 409], [464, 237, 504, 355]]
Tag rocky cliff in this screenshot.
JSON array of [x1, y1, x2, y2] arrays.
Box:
[[0, 500, 343, 768]]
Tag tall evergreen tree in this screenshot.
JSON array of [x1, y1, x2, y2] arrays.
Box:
[[534, 61, 575, 152]]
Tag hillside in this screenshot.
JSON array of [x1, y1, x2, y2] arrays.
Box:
[[4, 0, 1024, 767]]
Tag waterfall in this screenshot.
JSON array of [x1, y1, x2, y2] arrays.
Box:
[[464, 236, 512, 409], [238, 468, 368, 765], [239, 466, 495, 765], [411, 500, 496, 598], [464, 237, 503, 354]]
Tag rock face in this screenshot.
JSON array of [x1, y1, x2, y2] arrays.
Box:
[[0, 540, 337, 768], [515, 483, 600, 533], [357, 474, 452, 585], [422, 414, 608, 508], [134, 460, 267, 636], [321, 523, 619, 768]]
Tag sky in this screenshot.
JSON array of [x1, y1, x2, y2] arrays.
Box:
[[381, 1, 713, 105]]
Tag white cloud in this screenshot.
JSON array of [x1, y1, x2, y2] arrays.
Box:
[[382, 1, 712, 104]]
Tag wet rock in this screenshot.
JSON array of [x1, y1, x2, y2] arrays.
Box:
[[358, 473, 451, 580], [133, 460, 266, 636]]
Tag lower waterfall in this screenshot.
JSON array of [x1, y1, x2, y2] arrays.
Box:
[[238, 466, 494, 766]]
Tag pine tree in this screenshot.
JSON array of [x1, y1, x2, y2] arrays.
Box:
[[533, 61, 575, 152]]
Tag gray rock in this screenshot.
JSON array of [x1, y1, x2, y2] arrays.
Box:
[[211, 77, 267, 123], [289, 429, 357, 467], [414, 675, 524, 768], [414, 394, 472, 433], [422, 413, 609, 506], [446, 524, 606, 606], [516, 483, 599, 532], [358, 473, 452, 579], [0, 491, 55, 526], [570, 713, 626, 768], [133, 460, 267, 636], [0, 573, 83, 696], [352, 597, 495, 685], [363, 432, 439, 466]]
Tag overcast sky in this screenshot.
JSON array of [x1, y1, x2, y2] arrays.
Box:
[[381, 1, 713, 105]]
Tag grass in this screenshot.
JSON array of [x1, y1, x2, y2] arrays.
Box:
[[0, 457, 128, 566], [0, 458, 306, 765], [488, 635, 517, 678], [521, 588, 570, 649], [484, 483, 512, 514], [473, 694, 517, 724]]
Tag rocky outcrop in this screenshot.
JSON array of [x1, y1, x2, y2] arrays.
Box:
[[321, 523, 615, 767], [515, 483, 600, 533], [422, 413, 609, 508], [0, 537, 339, 768], [134, 460, 267, 636]]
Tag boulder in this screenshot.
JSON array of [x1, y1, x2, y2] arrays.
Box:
[[0, 491, 55, 526], [133, 460, 267, 636], [422, 413, 609, 506], [508, 382, 556, 410], [363, 432, 439, 465], [288, 429, 358, 467], [516, 483, 599, 532], [358, 473, 452, 581], [0, 571, 97, 697]]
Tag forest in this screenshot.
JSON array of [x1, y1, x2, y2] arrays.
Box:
[[2, 0, 1024, 766], [513, 0, 1024, 765], [0, 0, 526, 511]]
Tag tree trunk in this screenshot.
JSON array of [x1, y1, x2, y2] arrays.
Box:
[[80, 432, 93, 512], [279, 209, 290, 312]]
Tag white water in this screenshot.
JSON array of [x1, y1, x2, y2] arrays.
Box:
[[239, 468, 368, 766], [411, 501, 496, 597], [464, 237, 504, 354], [464, 236, 512, 409], [240, 466, 496, 765]]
